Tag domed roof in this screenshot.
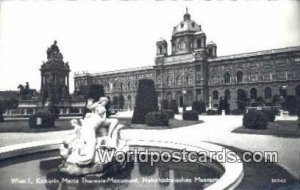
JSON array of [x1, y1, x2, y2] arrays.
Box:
[[207, 41, 216, 46], [172, 9, 201, 36]]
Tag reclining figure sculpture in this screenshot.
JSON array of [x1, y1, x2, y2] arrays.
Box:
[[58, 97, 128, 176]]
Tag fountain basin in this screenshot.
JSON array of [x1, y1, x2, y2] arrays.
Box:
[[0, 139, 243, 190]]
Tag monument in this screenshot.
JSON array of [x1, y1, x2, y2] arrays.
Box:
[[40, 40, 70, 106]]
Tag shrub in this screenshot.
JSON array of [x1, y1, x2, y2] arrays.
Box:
[[243, 111, 267, 129], [29, 112, 56, 128], [145, 111, 169, 126], [262, 110, 276, 122], [206, 109, 219, 115], [182, 111, 199, 121], [161, 99, 169, 110], [169, 100, 179, 114], [161, 109, 175, 119], [132, 79, 158, 124], [192, 101, 206, 114], [231, 109, 245, 115], [218, 97, 230, 114], [285, 95, 297, 115], [0, 107, 3, 122]]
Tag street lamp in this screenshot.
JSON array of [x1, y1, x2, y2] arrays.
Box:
[[182, 90, 187, 112]]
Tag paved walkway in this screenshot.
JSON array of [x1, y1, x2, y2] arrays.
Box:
[[120, 113, 300, 179]]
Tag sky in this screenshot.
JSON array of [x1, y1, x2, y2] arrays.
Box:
[[0, 1, 299, 93]]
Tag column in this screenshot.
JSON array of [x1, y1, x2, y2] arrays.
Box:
[[66, 108, 70, 114], [24, 109, 27, 115]]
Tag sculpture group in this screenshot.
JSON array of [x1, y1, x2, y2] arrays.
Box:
[[59, 97, 127, 176]]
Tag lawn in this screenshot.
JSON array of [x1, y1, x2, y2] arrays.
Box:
[[0, 118, 202, 133], [121, 118, 203, 129], [0, 119, 73, 133], [232, 120, 300, 137]]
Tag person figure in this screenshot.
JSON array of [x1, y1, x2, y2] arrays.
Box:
[[85, 97, 118, 149]]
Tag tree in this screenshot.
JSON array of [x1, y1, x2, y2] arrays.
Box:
[[0, 105, 4, 122], [272, 95, 281, 106], [237, 89, 247, 110], [112, 96, 119, 109], [118, 94, 125, 110], [161, 99, 169, 110], [296, 96, 300, 126], [255, 96, 265, 107], [218, 97, 230, 114], [132, 79, 158, 124], [169, 100, 179, 114], [192, 101, 206, 114], [285, 95, 297, 115]]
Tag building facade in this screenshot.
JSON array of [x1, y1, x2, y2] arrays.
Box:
[[74, 11, 300, 110]]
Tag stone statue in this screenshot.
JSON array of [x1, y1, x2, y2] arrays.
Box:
[[59, 97, 128, 176], [47, 40, 63, 61], [18, 83, 36, 100]]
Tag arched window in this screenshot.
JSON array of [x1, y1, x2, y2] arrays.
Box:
[[224, 72, 231, 83], [264, 87, 272, 99], [175, 75, 182, 86], [250, 88, 257, 99], [225, 89, 231, 100], [213, 90, 219, 100], [120, 82, 123, 91], [197, 39, 201, 48], [166, 76, 172, 87], [180, 41, 186, 50], [237, 71, 243, 83], [113, 82, 117, 91], [127, 82, 131, 90], [186, 75, 193, 86]]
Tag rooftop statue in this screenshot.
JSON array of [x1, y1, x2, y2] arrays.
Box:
[[46, 40, 63, 61]]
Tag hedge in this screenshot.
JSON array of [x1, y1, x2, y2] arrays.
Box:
[[132, 79, 158, 124], [169, 100, 179, 114], [192, 101, 206, 114], [161, 109, 175, 119], [29, 112, 56, 128], [145, 111, 169, 126], [262, 110, 276, 122], [243, 111, 267, 129], [231, 109, 245, 115], [182, 111, 199, 121], [161, 99, 169, 110], [206, 109, 219, 115]]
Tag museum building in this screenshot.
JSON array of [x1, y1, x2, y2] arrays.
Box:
[[74, 10, 300, 110]]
